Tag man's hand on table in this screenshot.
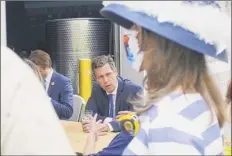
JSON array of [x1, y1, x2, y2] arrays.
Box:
[[82, 120, 91, 133], [96, 123, 110, 133], [82, 117, 110, 135], [82, 111, 133, 133]]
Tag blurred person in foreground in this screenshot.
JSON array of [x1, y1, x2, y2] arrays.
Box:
[[29, 50, 73, 119], [1, 46, 74, 155], [100, 1, 231, 155]]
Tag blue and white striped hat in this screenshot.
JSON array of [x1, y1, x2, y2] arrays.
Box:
[[101, 1, 231, 62]]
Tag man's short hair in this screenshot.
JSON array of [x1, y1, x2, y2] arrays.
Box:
[[29, 50, 52, 69], [92, 55, 116, 71]]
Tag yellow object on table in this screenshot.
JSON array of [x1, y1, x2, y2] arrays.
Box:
[[79, 59, 92, 105], [224, 139, 231, 156], [118, 112, 140, 136], [224, 121, 231, 156]]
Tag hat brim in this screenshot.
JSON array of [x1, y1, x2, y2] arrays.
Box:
[[101, 4, 228, 62]]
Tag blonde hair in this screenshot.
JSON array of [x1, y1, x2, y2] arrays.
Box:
[[226, 81, 231, 104], [225, 81, 231, 122], [132, 28, 226, 128]]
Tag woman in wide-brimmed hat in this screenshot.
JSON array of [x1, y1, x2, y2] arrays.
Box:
[[87, 1, 231, 155]]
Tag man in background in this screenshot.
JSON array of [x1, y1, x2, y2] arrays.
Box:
[[29, 50, 73, 119], [83, 55, 142, 132]]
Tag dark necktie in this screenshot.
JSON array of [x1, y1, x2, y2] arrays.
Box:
[[108, 94, 114, 117]]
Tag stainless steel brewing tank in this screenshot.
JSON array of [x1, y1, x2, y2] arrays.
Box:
[[46, 18, 111, 94]]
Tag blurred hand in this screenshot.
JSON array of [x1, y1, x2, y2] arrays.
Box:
[[96, 123, 110, 135], [88, 114, 107, 141], [82, 118, 92, 133], [116, 111, 132, 121]]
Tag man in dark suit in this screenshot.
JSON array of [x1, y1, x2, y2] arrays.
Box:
[[83, 55, 142, 132], [29, 50, 73, 119]]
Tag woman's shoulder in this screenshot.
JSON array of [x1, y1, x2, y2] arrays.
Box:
[[157, 92, 209, 119], [141, 92, 206, 118], [141, 92, 221, 134], [135, 92, 223, 155]]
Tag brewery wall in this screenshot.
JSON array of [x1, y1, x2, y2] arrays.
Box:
[[6, 1, 104, 53], [5, 1, 230, 95], [6, 1, 116, 94], [46, 18, 112, 93]]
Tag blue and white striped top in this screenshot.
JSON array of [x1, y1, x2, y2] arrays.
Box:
[[123, 91, 224, 155]]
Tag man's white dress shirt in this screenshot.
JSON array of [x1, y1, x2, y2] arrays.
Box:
[[44, 68, 53, 92], [104, 81, 118, 131]]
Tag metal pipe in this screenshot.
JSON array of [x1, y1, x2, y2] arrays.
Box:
[[119, 26, 123, 76], [79, 59, 92, 105], [113, 24, 121, 75]]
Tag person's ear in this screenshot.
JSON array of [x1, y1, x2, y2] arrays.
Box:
[[114, 68, 118, 76]]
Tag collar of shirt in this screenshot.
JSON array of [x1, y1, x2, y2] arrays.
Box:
[[104, 80, 119, 128], [44, 69, 53, 89]]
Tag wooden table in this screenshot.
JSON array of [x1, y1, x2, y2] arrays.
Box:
[[60, 120, 117, 153]]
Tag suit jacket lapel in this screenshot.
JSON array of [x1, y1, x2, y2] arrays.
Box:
[[48, 72, 55, 97]]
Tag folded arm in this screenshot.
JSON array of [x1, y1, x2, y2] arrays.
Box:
[[51, 79, 73, 119]]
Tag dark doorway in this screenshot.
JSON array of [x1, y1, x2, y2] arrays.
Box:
[[6, 1, 104, 55]]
